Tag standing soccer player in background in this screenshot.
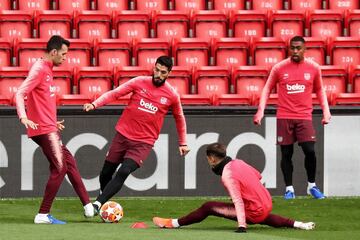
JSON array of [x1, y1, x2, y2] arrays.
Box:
[[253, 36, 331, 200], [83, 56, 190, 213], [153, 142, 315, 232], [15, 35, 94, 224]]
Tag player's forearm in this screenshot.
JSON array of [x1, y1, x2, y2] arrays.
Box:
[[174, 114, 187, 145], [316, 88, 331, 117]]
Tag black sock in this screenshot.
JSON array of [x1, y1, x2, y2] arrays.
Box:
[[99, 161, 119, 192], [280, 144, 294, 187], [97, 158, 139, 204], [300, 142, 316, 183]]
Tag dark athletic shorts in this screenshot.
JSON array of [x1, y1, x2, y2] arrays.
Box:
[[277, 119, 316, 145], [105, 132, 153, 166]]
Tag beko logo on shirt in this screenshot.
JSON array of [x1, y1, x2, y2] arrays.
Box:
[[286, 83, 305, 94], [138, 98, 158, 114]]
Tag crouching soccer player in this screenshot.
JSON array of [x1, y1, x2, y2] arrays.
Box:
[[153, 143, 315, 232]]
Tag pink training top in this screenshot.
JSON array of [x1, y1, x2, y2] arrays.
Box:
[[15, 59, 57, 137], [257, 58, 330, 120], [92, 76, 187, 146], [222, 159, 272, 228]]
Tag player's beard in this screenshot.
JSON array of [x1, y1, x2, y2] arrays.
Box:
[[291, 55, 302, 63], [152, 75, 166, 87]]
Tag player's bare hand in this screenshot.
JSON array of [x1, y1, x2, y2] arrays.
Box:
[[179, 145, 190, 156], [253, 112, 263, 125], [322, 114, 331, 125], [57, 119, 65, 131], [20, 118, 39, 130], [83, 103, 95, 112]]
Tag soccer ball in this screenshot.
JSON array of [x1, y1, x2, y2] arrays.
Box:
[[99, 201, 124, 223]]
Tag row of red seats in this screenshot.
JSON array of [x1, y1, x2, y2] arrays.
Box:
[[1, 9, 360, 41], [1, 65, 359, 106], [1, 0, 359, 13], [1, 37, 359, 70]]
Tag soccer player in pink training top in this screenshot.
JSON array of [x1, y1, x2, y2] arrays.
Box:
[[153, 142, 315, 232], [15, 35, 94, 224], [253, 36, 331, 200], [83, 56, 190, 214]]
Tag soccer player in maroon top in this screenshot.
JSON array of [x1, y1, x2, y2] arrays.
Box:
[[153, 143, 315, 232], [15, 35, 94, 224], [254, 36, 331, 200], [83, 56, 190, 213]]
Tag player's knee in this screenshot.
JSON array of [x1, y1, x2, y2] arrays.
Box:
[[200, 201, 216, 213], [54, 163, 67, 176]]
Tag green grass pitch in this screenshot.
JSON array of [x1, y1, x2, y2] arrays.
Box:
[[1, 196, 360, 240]]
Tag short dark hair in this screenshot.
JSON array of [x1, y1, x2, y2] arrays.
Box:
[[46, 35, 70, 53], [290, 36, 305, 44], [155, 56, 173, 71], [206, 142, 227, 159]]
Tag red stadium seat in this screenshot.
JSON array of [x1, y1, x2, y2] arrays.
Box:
[[167, 66, 192, 95], [56, 0, 90, 11], [211, 37, 249, 67], [0, 67, 28, 105], [329, 37, 360, 67], [191, 10, 228, 38], [308, 10, 344, 39], [152, 10, 190, 38], [327, 0, 359, 11], [173, 0, 206, 11], [14, 38, 46, 67], [252, 37, 287, 67], [349, 65, 360, 93], [18, 0, 50, 12], [0, 11, 33, 41], [53, 67, 73, 97], [61, 39, 92, 69], [114, 11, 151, 40], [269, 10, 306, 40], [133, 38, 170, 68], [333, 93, 360, 105], [180, 94, 214, 105], [0, 0, 11, 10], [250, 0, 283, 10], [321, 65, 347, 105], [216, 94, 252, 105], [96, 0, 128, 12], [112, 66, 151, 105], [134, 0, 168, 11], [172, 38, 210, 66], [211, 0, 245, 13], [57, 94, 91, 105], [0, 39, 12, 67], [303, 37, 327, 65], [34, 10, 72, 39], [232, 66, 269, 105], [94, 38, 131, 68], [74, 11, 111, 40], [75, 67, 113, 100], [0, 95, 11, 105], [114, 66, 151, 86], [194, 66, 230, 96], [229, 10, 267, 39], [289, 0, 322, 11], [345, 10, 360, 37]]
